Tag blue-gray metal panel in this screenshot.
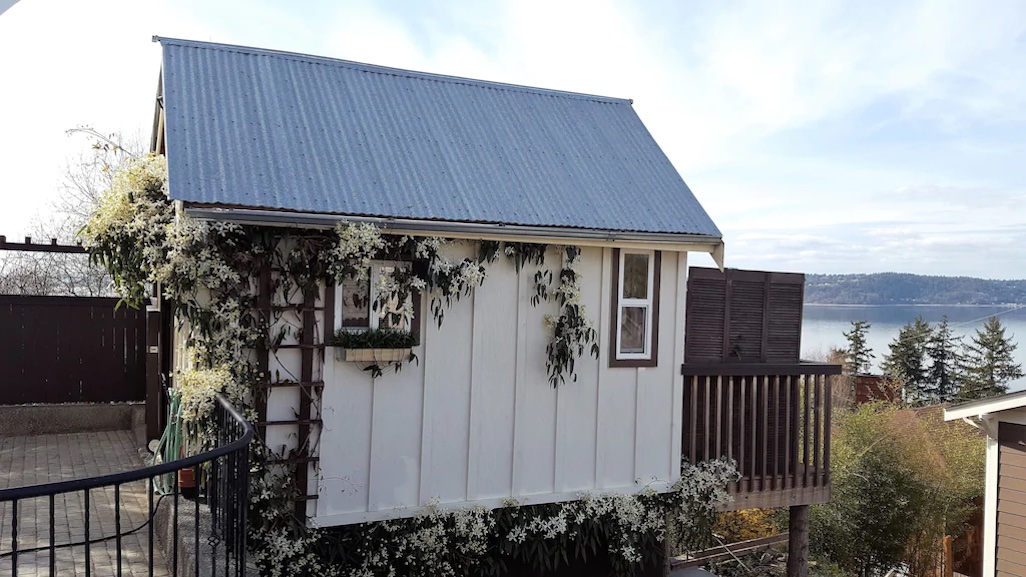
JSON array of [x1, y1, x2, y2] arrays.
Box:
[[159, 38, 721, 237]]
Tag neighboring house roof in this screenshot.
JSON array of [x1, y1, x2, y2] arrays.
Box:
[[155, 38, 722, 242]]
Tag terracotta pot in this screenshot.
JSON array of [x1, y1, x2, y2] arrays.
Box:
[[178, 466, 199, 498]]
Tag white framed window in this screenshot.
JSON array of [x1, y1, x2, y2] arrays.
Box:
[[612, 249, 659, 365], [334, 261, 414, 332]]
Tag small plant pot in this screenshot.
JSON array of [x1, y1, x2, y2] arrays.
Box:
[[336, 347, 412, 363], [178, 467, 198, 498]]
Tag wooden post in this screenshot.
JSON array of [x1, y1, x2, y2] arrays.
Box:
[[943, 535, 953, 577], [145, 305, 162, 441], [787, 505, 809, 577]]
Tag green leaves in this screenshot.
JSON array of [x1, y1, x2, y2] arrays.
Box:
[[332, 327, 420, 349], [810, 404, 985, 575]]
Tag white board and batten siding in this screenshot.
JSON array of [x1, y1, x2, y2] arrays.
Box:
[[309, 245, 690, 527]]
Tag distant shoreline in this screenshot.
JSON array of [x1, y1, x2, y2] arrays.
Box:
[[805, 273, 1026, 306]]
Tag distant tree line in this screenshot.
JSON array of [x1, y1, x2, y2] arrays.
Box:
[[806, 272, 1026, 305], [841, 316, 1024, 404]]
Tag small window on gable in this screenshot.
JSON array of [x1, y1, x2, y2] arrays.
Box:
[[335, 261, 416, 333], [610, 249, 660, 367]]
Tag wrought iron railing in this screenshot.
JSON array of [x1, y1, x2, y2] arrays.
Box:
[[682, 362, 841, 508], [0, 393, 253, 576]]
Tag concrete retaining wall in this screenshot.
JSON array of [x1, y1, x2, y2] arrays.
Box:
[[0, 402, 146, 441]]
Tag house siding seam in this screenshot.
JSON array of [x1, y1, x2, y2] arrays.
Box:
[[158, 38, 721, 238]]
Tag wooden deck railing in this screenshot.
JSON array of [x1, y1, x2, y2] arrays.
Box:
[[681, 362, 841, 510]]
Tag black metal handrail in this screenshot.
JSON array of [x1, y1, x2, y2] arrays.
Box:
[[0, 393, 254, 577]]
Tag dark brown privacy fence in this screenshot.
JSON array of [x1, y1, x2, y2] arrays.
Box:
[[0, 295, 145, 404]]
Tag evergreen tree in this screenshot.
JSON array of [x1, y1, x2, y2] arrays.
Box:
[[959, 316, 1025, 401], [842, 320, 875, 375], [926, 316, 962, 403], [882, 316, 932, 405], [842, 321, 875, 398]]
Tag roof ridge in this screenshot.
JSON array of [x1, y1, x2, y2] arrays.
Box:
[[154, 36, 633, 106]]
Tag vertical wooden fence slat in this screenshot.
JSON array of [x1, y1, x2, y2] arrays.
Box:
[[749, 377, 758, 494], [824, 374, 832, 486], [714, 376, 722, 465], [738, 376, 746, 483], [813, 374, 823, 487], [803, 375, 812, 488], [703, 376, 711, 462], [725, 376, 734, 465], [784, 375, 791, 490], [688, 376, 698, 465], [772, 375, 780, 490], [760, 375, 769, 490]]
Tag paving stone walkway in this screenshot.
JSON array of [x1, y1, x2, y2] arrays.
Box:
[[0, 430, 169, 577]]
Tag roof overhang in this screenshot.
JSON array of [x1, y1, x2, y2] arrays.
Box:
[[184, 205, 726, 267], [944, 390, 1026, 437], [943, 390, 1026, 422]]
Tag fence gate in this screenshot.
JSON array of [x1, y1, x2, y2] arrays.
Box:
[[0, 295, 146, 404]]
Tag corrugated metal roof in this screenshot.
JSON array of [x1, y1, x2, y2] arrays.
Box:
[[158, 38, 721, 238]]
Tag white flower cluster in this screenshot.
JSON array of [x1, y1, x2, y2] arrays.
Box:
[[552, 246, 584, 306], [172, 365, 240, 424], [250, 526, 336, 577], [158, 218, 244, 292], [330, 222, 385, 281], [429, 257, 486, 289], [343, 504, 494, 577], [82, 155, 169, 246], [374, 268, 418, 326], [331, 460, 738, 575], [414, 236, 443, 259]]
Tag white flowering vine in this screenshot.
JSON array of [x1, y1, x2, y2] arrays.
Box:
[[82, 158, 733, 577]]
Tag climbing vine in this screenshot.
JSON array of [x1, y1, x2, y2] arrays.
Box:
[[325, 223, 598, 386], [82, 155, 733, 577]]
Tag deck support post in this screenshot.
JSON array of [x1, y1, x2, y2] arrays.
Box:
[[787, 504, 809, 577]]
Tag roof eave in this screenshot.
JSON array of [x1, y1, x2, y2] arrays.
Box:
[[183, 205, 725, 264], [943, 390, 1026, 422]]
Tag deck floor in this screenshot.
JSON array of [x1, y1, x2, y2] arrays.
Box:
[[0, 430, 169, 577]]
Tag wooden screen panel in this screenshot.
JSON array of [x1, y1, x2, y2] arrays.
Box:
[[766, 279, 804, 361], [728, 280, 765, 362], [997, 422, 1026, 576], [684, 276, 727, 363], [685, 268, 805, 364]]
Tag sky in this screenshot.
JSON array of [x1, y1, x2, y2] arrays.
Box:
[[1, 0, 1025, 278]]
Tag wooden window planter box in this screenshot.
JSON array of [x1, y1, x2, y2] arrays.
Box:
[[335, 347, 412, 363]]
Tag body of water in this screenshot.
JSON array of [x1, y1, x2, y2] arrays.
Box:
[[801, 304, 1026, 391]]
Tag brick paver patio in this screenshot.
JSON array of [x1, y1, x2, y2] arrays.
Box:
[[0, 430, 169, 577]]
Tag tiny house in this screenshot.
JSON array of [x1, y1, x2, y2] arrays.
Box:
[[150, 37, 837, 546]]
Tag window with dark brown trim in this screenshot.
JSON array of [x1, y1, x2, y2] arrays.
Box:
[[609, 249, 660, 367]]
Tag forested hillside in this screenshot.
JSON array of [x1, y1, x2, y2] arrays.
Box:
[[805, 273, 1026, 305]]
